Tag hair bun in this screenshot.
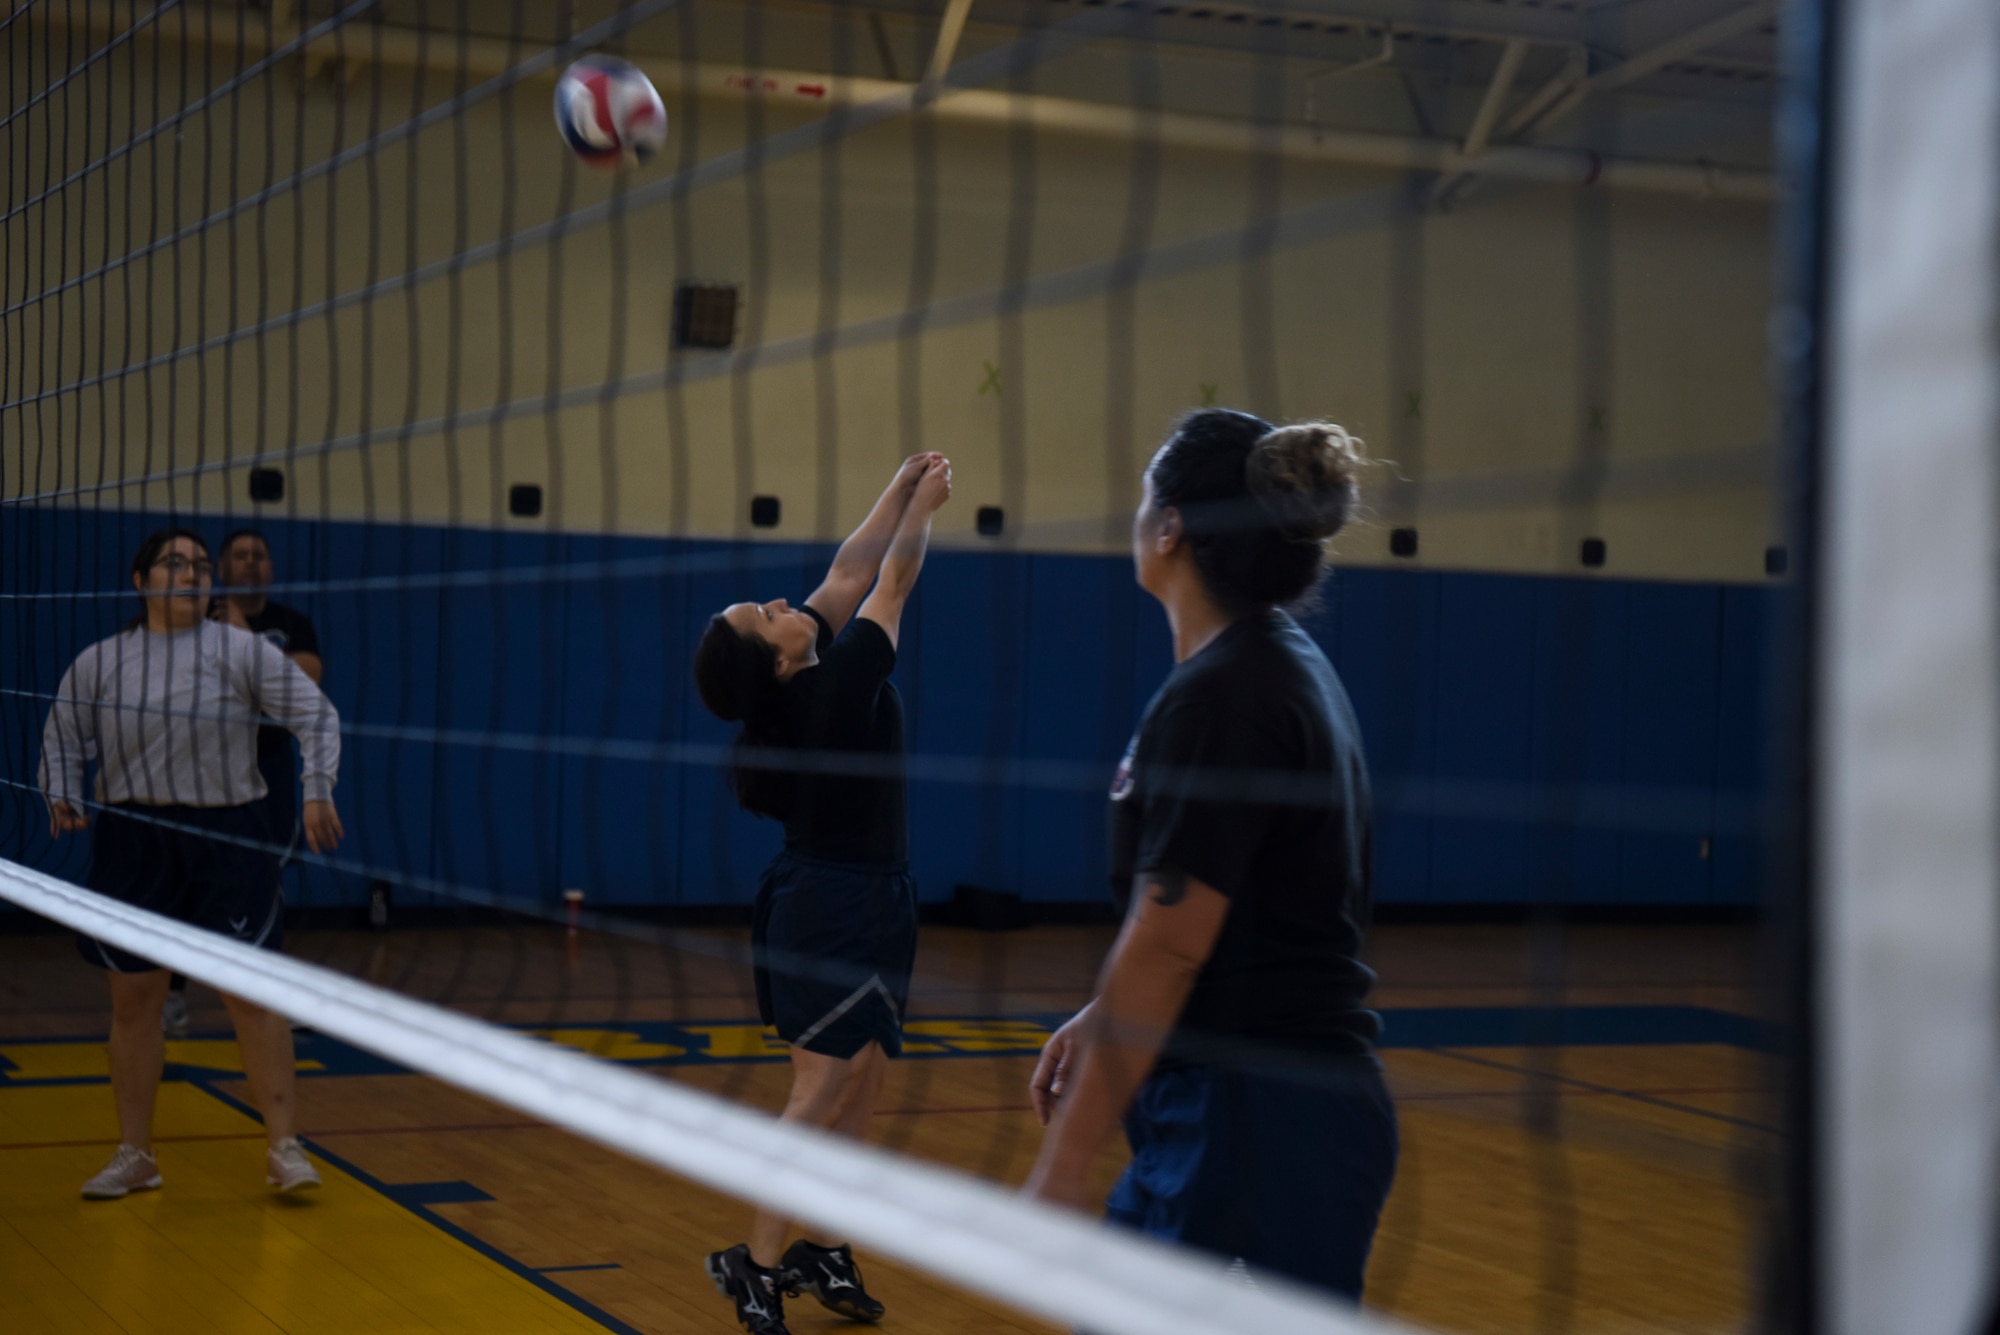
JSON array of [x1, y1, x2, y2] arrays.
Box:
[[1246, 421, 1362, 543]]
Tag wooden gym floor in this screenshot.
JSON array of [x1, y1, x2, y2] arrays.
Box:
[[0, 919, 1772, 1334]]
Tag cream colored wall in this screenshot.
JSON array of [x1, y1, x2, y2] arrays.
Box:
[[1, 17, 1776, 582]]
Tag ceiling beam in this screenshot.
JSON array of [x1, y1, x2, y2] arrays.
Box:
[[820, 0, 1595, 50], [1461, 37, 1528, 157], [923, 0, 977, 85], [1524, 0, 1779, 135], [1584, 0, 1779, 95]]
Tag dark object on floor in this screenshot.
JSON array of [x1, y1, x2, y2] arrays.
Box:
[[947, 884, 1030, 931]]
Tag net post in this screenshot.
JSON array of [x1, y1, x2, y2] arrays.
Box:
[[1820, 0, 2000, 1330]]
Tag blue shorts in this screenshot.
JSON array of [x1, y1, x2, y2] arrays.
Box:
[[753, 848, 918, 1059], [79, 803, 285, 973], [1106, 1059, 1398, 1301]]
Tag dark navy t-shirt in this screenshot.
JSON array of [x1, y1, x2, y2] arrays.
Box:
[[241, 600, 319, 766], [1110, 609, 1380, 1065], [241, 599, 318, 833], [777, 607, 907, 865]]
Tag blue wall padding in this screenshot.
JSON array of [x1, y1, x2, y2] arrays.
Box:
[[1618, 582, 1724, 903], [1, 510, 1782, 912], [1429, 575, 1541, 902], [1528, 581, 1628, 906], [1331, 571, 1442, 903], [1711, 584, 1779, 905]]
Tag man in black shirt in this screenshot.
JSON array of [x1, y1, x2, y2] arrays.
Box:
[[215, 529, 325, 859], [162, 529, 324, 1039]]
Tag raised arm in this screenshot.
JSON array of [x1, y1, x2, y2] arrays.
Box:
[[805, 453, 938, 636], [854, 456, 952, 649], [39, 651, 98, 836]]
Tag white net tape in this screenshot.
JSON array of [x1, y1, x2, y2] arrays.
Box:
[[0, 856, 1411, 1335]]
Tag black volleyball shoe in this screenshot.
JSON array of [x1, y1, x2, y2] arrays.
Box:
[[705, 1243, 792, 1335], [780, 1239, 886, 1323]]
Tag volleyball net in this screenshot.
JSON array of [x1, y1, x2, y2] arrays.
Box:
[[14, 0, 1990, 1332], [0, 855, 1413, 1335]]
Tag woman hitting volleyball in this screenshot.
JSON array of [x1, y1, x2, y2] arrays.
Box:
[[693, 453, 952, 1335], [1024, 409, 1398, 1301], [38, 529, 344, 1200]]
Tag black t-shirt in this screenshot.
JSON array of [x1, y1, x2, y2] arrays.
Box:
[[776, 606, 907, 865], [242, 600, 320, 767], [1110, 609, 1380, 1066]]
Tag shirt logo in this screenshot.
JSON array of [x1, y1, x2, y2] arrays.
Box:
[[259, 628, 290, 651], [1109, 740, 1137, 801]]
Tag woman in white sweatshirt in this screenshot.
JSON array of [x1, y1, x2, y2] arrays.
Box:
[[40, 527, 344, 1200]]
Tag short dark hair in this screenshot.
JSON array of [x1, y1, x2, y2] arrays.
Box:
[[218, 527, 270, 560], [1146, 407, 1363, 614], [693, 614, 795, 820]]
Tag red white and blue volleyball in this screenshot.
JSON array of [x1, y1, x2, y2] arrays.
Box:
[[553, 55, 667, 168]]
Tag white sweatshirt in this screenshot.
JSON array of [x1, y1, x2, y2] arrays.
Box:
[[39, 621, 341, 809]]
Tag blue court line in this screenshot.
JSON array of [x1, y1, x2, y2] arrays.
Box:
[[187, 1079, 646, 1335], [382, 1179, 498, 1207], [1376, 1005, 1776, 1052], [1428, 1046, 1777, 1133], [538, 1263, 624, 1274]]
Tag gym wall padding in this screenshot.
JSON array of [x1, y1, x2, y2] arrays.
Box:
[[2, 509, 1779, 913]]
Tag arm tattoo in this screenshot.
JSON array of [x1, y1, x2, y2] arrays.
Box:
[[1147, 868, 1189, 907]]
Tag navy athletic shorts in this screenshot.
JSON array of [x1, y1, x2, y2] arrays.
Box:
[[1106, 1058, 1399, 1301], [254, 742, 301, 864], [752, 847, 918, 1060], [79, 803, 285, 973]]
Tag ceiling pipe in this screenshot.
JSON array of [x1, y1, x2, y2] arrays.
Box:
[[23, 3, 1776, 202], [1460, 37, 1528, 158]]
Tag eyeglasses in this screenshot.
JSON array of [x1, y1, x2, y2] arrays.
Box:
[[151, 554, 214, 577]]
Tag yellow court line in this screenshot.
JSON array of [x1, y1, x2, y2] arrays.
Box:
[[0, 1040, 326, 1082], [0, 1085, 618, 1335]]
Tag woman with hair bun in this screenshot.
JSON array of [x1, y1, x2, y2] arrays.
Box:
[[1024, 408, 1397, 1302]]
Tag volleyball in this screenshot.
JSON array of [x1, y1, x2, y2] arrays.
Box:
[[553, 54, 667, 168]]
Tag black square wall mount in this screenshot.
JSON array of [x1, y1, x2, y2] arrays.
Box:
[[674, 283, 739, 349], [1580, 537, 1607, 568], [1389, 527, 1418, 558], [509, 484, 543, 518], [750, 495, 781, 528], [248, 467, 284, 503], [1765, 545, 1789, 576], [976, 506, 1004, 538]]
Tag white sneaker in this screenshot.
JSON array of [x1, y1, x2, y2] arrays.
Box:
[[160, 990, 190, 1039], [81, 1144, 161, 1199], [266, 1138, 321, 1193]]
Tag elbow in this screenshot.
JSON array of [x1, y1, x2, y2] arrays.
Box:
[[1125, 920, 1214, 981]]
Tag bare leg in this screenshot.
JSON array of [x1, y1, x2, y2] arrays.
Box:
[[746, 1043, 880, 1268], [220, 992, 298, 1144], [831, 1042, 889, 1141], [107, 971, 172, 1151]]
